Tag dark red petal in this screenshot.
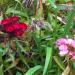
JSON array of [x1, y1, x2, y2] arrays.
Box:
[[4, 25, 14, 32], [19, 22, 28, 30], [13, 22, 28, 31], [1, 16, 19, 25], [13, 29, 24, 37], [12, 22, 28, 37], [12, 23, 20, 30], [10, 16, 19, 21], [1, 18, 11, 25]]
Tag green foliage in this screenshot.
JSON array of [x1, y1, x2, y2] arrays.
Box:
[[6, 7, 28, 17], [16, 71, 22, 75], [53, 56, 65, 70], [0, 65, 3, 75], [0, 0, 75, 75], [43, 47, 52, 75], [25, 65, 42, 75]]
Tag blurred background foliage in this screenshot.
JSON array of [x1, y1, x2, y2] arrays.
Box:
[[0, 0, 75, 75]]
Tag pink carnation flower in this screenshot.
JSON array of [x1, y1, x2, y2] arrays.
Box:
[[58, 45, 68, 56], [72, 55, 75, 59], [71, 40, 75, 48], [56, 38, 75, 60], [56, 38, 67, 46], [59, 50, 68, 56]]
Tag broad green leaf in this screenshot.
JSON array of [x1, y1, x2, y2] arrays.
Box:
[[25, 65, 42, 75], [43, 47, 52, 75], [53, 56, 65, 70]]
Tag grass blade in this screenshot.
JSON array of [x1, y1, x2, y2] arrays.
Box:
[[43, 47, 52, 75], [53, 56, 65, 70], [25, 65, 42, 75], [0, 65, 3, 75]]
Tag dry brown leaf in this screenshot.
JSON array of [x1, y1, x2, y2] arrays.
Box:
[[61, 65, 70, 75]]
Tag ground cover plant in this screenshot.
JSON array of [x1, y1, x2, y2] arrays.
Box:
[[0, 0, 75, 75]]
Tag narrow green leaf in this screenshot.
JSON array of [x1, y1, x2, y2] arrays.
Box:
[[15, 40, 24, 52], [15, 0, 21, 4], [19, 53, 30, 68], [43, 47, 52, 75], [64, 3, 75, 35], [25, 65, 42, 75], [53, 56, 65, 70], [0, 52, 2, 62], [0, 65, 3, 75], [4, 63, 16, 72], [16, 71, 22, 75], [6, 8, 28, 17], [59, 0, 67, 3], [32, 32, 41, 48], [47, 0, 57, 9]]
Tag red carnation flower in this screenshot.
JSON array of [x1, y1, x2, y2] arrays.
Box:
[[13, 29, 24, 37], [19, 23, 28, 30], [1, 16, 28, 37], [13, 23, 28, 37], [10, 16, 19, 22], [1, 18, 10, 25], [4, 25, 14, 32], [12, 23, 20, 30], [12, 22, 27, 30], [1, 16, 19, 25]]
